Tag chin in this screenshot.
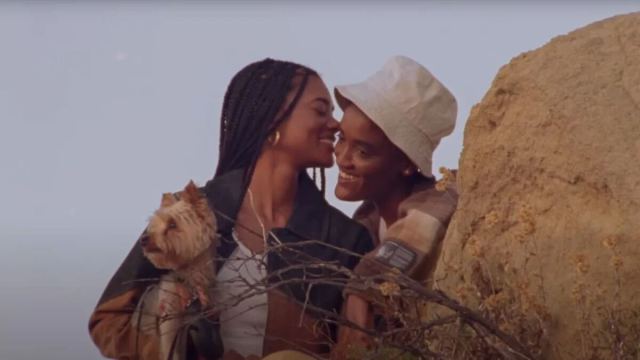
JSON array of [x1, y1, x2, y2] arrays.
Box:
[[310, 157, 334, 168], [320, 160, 334, 168], [334, 187, 364, 202]]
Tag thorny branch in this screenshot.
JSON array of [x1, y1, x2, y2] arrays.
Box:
[[133, 232, 536, 359]]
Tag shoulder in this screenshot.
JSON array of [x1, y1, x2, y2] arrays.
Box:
[[201, 170, 246, 232], [399, 181, 459, 225]]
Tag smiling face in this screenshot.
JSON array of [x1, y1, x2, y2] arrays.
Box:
[[334, 103, 415, 202], [272, 75, 339, 169]]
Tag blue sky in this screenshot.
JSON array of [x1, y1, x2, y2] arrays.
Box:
[[1, 2, 638, 359]]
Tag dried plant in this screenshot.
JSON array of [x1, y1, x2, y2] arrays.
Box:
[[129, 203, 638, 360]]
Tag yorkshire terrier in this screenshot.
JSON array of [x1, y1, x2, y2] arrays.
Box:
[[135, 180, 218, 359], [141, 179, 217, 309]]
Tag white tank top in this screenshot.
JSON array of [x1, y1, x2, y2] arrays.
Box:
[[214, 230, 268, 357]]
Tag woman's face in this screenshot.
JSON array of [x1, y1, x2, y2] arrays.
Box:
[[334, 104, 413, 202], [275, 75, 339, 168]]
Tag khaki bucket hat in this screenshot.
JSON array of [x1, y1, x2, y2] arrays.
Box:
[[335, 55, 457, 177]]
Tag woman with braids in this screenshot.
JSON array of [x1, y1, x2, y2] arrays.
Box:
[[88, 59, 373, 359]]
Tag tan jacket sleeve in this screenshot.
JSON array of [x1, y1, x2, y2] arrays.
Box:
[[88, 235, 177, 360], [352, 184, 458, 292], [88, 288, 162, 360]]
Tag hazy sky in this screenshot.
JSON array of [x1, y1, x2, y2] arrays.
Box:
[[2, 2, 638, 359]]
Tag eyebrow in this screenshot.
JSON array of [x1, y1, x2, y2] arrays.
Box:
[[353, 139, 375, 150], [338, 128, 377, 151], [311, 97, 335, 112]]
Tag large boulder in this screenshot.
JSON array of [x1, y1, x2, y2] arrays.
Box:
[[433, 12, 640, 359]]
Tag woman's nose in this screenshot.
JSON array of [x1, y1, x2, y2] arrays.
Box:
[[334, 144, 352, 169], [326, 116, 339, 133]]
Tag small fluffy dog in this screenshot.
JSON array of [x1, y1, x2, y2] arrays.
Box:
[[138, 180, 218, 359], [141, 180, 217, 306]]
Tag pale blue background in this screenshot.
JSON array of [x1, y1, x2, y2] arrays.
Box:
[[1, 2, 638, 359]]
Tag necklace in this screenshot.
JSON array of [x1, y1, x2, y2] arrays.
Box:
[[247, 188, 268, 246]]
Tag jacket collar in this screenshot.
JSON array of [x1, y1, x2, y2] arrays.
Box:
[[353, 200, 381, 245], [203, 168, 245, 236], [203, 168, 328, 241], [353, 178, 436, 246], [286, 171, 328, 240]]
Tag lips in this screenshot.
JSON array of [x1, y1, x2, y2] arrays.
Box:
[[338, 170, 359, 183], [319, 135, 335, 146]]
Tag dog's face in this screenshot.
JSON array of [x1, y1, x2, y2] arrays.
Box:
[[141, 181, 217, 270]]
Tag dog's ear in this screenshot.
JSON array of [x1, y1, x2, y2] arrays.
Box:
[[182, 180, 201, 205], [161, 192, 177, 207]]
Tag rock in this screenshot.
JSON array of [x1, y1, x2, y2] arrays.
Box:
[[432, 12, 640, 359]]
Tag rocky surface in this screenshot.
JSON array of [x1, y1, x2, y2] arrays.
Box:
[[433, 12, 640, 359]]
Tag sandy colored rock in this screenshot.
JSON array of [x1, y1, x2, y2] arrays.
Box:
[[433, 12, 640, 359]]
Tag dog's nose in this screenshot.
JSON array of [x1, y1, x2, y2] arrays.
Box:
[[140, 234, 150, 247]]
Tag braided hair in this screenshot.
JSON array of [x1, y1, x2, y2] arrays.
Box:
[[214, 58, 322, 205]]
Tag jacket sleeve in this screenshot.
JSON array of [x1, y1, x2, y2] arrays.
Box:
[[352, 184, 459, 291], [88, 287, 161, 359], [88, 234, 166, 359]]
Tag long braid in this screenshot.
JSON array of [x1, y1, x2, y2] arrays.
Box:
[[213, 58, 318, 222], [240, 68, 311, 192]]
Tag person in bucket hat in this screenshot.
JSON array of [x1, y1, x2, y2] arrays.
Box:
[[331, 55, 459, 355]]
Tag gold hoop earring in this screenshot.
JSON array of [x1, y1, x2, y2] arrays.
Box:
[[270, 131, 281, 146]]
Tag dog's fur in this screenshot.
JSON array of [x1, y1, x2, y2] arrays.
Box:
[[142, 181, 216, 269], [138, 180, 217, 360], [141, 180, 217, 302]]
